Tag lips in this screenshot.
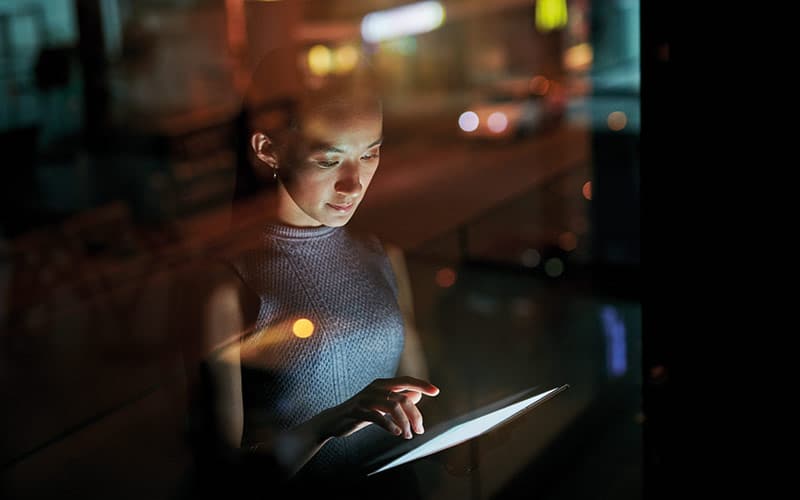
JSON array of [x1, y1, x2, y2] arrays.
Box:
[[327, 202, 355, 213]]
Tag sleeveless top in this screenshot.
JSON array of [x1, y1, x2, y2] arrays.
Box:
[[226, 223, 405, 477]]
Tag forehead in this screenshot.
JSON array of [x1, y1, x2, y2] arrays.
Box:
[[298, 99, 382, 145]]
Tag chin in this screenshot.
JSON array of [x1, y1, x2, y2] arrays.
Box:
[[324, 216, 352, 227]]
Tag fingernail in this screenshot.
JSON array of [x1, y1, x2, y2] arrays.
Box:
[[405, 431, 412, 439], [419, 425, 424, 434], [394, 427, 402, 435]]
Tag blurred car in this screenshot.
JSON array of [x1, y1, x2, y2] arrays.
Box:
[[459, 76, 566, 141]]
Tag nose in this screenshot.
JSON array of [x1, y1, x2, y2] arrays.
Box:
[[334, 162, 362, 197]]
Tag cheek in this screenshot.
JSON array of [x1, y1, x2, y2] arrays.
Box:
[[361, 163, 379, 185], [289, 168, 335, 201]]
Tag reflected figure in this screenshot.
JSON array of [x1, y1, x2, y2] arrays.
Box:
[[185, 52, 438, 495]]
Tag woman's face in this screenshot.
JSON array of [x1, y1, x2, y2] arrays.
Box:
[[277, 101, 382, 227]]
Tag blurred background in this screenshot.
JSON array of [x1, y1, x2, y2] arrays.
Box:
[[0, 0, 650, 499]]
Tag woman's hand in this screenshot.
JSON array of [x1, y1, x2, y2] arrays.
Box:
[[246, 377, 439, 477], [317, 376, 440, 441]]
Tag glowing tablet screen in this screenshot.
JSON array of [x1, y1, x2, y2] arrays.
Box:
[[368, 386, 564, 475]]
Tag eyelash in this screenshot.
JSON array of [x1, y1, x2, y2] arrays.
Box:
[[315, 152, 380, 169]]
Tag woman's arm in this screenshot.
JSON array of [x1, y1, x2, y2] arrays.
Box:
[[203, 280, 247, 448], [384, 243, 430, 380]]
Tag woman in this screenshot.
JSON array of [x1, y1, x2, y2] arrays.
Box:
[[189, 55, 439, 489]]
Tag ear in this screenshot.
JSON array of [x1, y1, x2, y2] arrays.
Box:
[[251, 132, 278, 168]]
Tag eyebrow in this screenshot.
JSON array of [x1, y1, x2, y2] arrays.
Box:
[[309, 136, 383, 154]]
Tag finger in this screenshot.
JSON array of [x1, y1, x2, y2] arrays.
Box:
[[356, 408, 403, 437], [372, 396, 413, 439], [390, 391, 425, 435], [385, 377, 440, 396], [397, 390, 423, 405]]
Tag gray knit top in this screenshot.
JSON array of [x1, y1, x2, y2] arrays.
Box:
[[227, 223, 405, 476]]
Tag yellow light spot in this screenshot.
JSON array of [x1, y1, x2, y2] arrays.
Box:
[[608, 111, 627, 131], [564, 43, 593, 70], [292, 318, 315, 338], [334, 44, 359, 74], [558, 232, 577, 252], [582, 181, 592, 200], [308, 44, 332, 76], [435, 267, 457, 288], [535, 0, 568, 32]]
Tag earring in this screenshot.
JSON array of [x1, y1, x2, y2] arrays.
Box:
[[258, 153, 278, 180]]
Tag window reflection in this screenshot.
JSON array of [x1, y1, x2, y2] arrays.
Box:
[[1, 1, 641, 499]]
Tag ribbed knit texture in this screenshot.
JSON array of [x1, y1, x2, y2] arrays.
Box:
[[228, 223, 405, 477]]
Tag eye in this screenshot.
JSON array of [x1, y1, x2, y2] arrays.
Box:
[[315, 160, 340, 168], [361, 151, 380, 161]]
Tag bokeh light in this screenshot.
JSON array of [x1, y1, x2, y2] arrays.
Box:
[[333, 44, 359, 74], [607, 111, 627, 131], [487, 112, 508, 133], [564, 43, 593, 70], [435, 267, 457, 288], [529, 75, 550, 95], [362, 1, 446, 43], [459, 111, 479, 132], [582, 181, 592, 200], [544, 257, 564, 277], [521, 248, 541, 268], [292, 318, 315, 338], [535, 0, 568, 32], [308, 44, 332, 76], [558, 232, 577, 252]]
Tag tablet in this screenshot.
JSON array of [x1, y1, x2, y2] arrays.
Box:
[[364, 384, 570, 476]]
